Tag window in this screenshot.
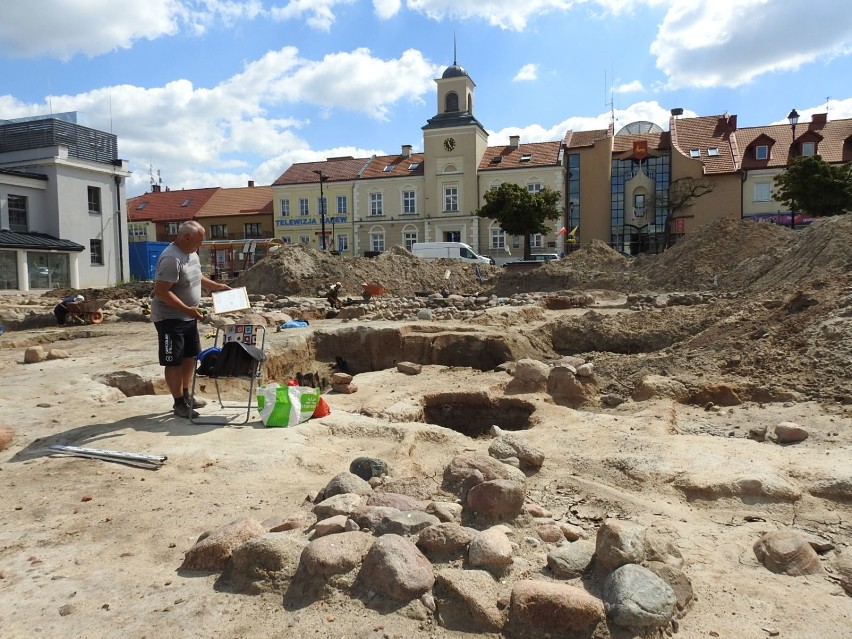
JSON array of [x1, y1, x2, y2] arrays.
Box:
[[298, 198, 309, 216], [90, 239, 103, 265], [181, 199, 192, 207], [490, 228, 506, 250], [370, 232, 385, 252], [165, 222, 179, 235], [244, 223, 261, 238], [8, 195, 28, 232], [129, 224, 148, 240], [403, 231, 418, 250], [512, 235, 521, 249], [754, 183, 771, 202], [531, 234, 543, 248], [136, 202, 148, 210], [382, 164, 394, 172], [444, 186, 458, 212], [520, 153, 532, 162], [707, 147, 719, 156], [408, 162, 420, 170], [633, 193, 646, 218], [370, 193, 383, 216], [88, 186, 102, 214], [755, 145, 768, 160], [210, 224, 227, 239], [445, 91, 459, 112], [299, 234, 310, 245], [801, 141, 816, 157], [336, 234, 349, 252], [281, 236, 292, 244], [280, 199, 290, 217], [403, 191, 416, 214], [527, 182, 542, 193], [317, 196, 327, 216], [337, 196, 347, 215], [689, 149, 700, 158]]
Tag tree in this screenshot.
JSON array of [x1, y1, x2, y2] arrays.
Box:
[[773, 155, 852, 218], [476, 183, 562, 259], [661, 177, 714, 249]]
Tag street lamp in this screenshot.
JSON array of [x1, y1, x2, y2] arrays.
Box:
[[787, 109, 799, 230], [312, 169, 329, 250]]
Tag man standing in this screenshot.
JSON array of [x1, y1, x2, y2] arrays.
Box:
[[151, 221, 229, 418]]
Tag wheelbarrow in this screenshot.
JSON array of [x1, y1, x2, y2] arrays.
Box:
[[361, 283, 387, 301], [65, 299, 106, 324]]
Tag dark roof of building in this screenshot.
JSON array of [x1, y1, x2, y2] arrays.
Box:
[[272, 157, 371, 186], [360, 153, 425, 179], [127, 187, 220, 223], [195, 185, 273, 218], [0, 167, 49, 181], [479, 141, 562, 171], [442, 63, 468, 79], [0, 230, 85, 251]]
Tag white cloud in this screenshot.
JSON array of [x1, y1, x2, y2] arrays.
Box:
[[0, 0, 181, 59], [513, 64, 539, 82], [614, 80, 644, 94], [373, 0, 403, 20], [651, 0, 852, 88], [405, 0, 665, 30], [2, 46, 439, 194], [269, 0, 357, 31], [487, 101, 696, 144]]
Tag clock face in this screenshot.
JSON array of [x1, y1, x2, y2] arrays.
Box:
[[443, 137, 455, 151]]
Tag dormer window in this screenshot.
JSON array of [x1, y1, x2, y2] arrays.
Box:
[[755, 145, 768, 160], [689, 148, 700, 158], [707, 147, 719, 157], [801, 141, 815, 156]]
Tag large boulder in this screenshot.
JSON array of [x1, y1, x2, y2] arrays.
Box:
[[181, 518, 265, 571], [509, 580, 605, 634], [603, 564, 677, 630], [358, 534, 435, 602]]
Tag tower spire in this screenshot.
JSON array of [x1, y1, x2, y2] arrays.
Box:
[[453, 31, 457, 65]]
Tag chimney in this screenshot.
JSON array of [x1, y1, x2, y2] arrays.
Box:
[[152, 184, 161, 193], [248, 180, 255, 187], [811, 113, 827, 128], [401, 144, 412, 157], [509, 135, 520, 148]]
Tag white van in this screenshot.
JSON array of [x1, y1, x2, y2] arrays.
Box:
[[411, 242, 493, 264]]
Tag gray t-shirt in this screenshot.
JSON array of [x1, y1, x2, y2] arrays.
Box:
[[150, 243, 202, 322]]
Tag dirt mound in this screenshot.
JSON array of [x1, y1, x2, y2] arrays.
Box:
[[631, 218, 792, 292], [231, 244, 501, 298], [47, 281, 154, 301], [743, 215, 852, 293]]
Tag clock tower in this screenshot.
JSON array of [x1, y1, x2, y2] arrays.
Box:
[[422, 55, 489, 242]]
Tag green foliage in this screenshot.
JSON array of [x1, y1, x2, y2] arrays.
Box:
[[476, 183, 562, 259], [773, 155, 852, 217]]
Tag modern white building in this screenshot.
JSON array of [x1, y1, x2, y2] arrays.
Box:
[[0, 113, 131, 291]]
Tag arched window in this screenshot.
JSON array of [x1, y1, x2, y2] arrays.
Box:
[[445, 92, 459, 112]]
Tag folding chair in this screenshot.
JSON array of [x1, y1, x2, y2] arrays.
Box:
[[189, 324, 267, 425]]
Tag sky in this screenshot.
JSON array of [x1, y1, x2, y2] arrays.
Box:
[[1, 0, 851, 198]]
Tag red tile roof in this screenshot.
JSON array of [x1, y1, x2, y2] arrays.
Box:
[[127, 187, 219, 222], [195, 185, 273, 218], [736, 114, 852, 169], [478, 141, 562, 171], [563, 129, 610, 149], [360, 153, 426, 179], [671, 114, 738, 174], [272, 156, 371, 185], [611, 131, 671, 154]]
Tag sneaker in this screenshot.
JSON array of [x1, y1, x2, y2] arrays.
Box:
[[184, 393, 207, 409], [173, 401, 200, 419]]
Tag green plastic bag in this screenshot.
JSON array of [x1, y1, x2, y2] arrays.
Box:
[[257, 383, 321, 427]]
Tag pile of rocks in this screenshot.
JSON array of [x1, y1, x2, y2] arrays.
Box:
[[180, 429, 694, 636]]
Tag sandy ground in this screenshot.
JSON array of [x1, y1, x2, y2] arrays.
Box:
[[0, 315, 850, 639]]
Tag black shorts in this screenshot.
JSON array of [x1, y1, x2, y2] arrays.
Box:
[[155, 319, 201, 367]]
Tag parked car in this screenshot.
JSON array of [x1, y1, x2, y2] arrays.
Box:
[[506, 253, 559, 265]]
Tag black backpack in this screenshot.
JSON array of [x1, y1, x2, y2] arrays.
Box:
[[208, 341, 265, 378]]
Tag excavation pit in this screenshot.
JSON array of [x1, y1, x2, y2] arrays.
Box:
[[421, 392, 535, 438]]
